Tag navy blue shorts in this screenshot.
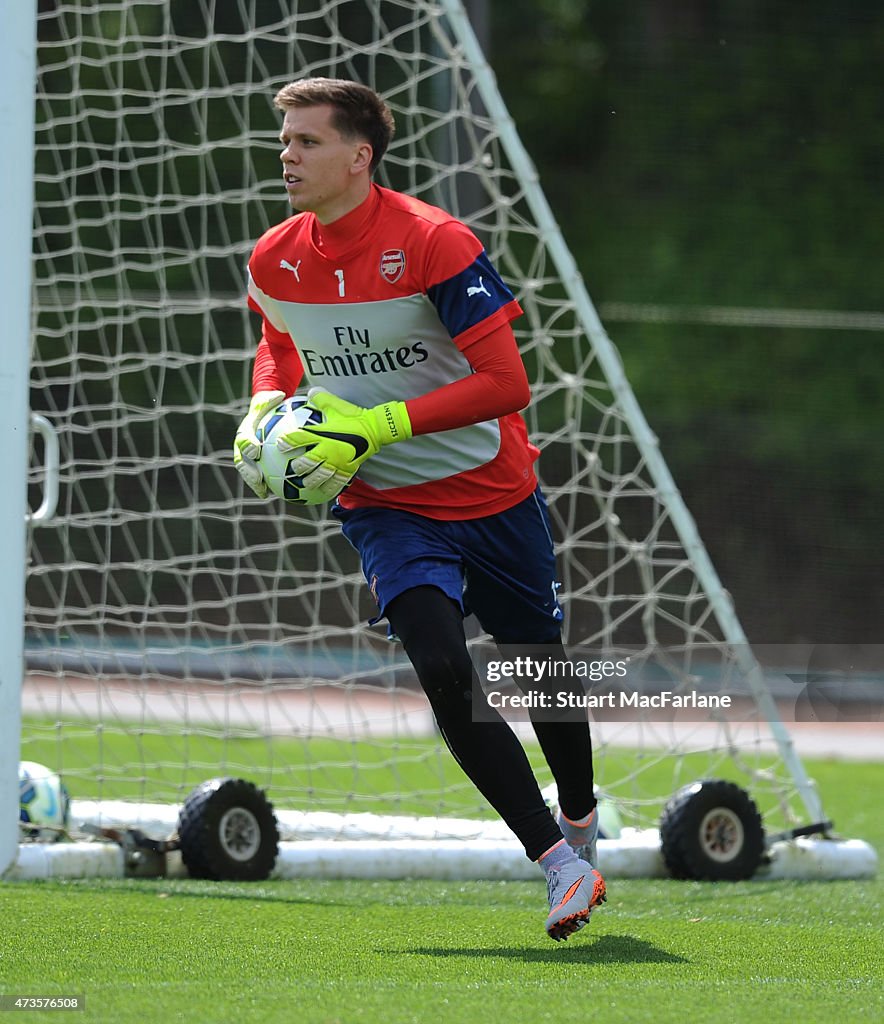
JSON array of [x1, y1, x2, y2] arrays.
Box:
[[333, 486, 564, 644]]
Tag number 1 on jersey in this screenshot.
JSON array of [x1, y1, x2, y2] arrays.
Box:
[[334, 269, 345, 297]]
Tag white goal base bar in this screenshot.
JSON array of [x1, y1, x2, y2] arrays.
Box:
[[5, 801, 877, 882]]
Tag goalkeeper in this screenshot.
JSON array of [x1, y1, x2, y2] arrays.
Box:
[[235, 77, 605, 941]]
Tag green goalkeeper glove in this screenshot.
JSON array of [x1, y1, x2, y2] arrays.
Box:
[[277, 387, 412, 500], [232, 389, 285, 498]]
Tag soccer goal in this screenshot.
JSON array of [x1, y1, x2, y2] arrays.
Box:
[[4, 0, 875, 882]]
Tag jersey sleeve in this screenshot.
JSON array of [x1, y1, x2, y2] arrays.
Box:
[[405, 322, 530, 436], [251, 321, 305, 396], [246, 262, 304, 395], [247, 266, 288, 332], [424, 220, 523, 349]]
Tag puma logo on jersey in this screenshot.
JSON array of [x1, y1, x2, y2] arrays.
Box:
[[280, 258, 301, 281], [466, 276, 491, 298]]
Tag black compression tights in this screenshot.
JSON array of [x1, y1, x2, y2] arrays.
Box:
[[386, 585, 595, 862]]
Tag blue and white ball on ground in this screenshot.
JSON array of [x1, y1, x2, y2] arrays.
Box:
[[19, 761, 71, 841], [255, 395, 336, 505]]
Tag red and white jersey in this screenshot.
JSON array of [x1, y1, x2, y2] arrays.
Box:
[[246, 185, 538, 519]]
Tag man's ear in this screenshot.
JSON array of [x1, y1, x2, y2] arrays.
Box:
[[351, 141, 373, 175]]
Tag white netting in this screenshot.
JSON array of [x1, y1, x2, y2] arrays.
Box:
[[24, 0, 820, 841]]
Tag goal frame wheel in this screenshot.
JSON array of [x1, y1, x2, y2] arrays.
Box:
[[660, 779, 765, 881], [176, 777, 279, 881]]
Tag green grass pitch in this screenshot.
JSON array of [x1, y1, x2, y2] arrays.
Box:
[[2, 752, 882, 1022]]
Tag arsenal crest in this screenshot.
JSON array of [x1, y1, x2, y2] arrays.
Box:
[[379, 249, 406, 284]]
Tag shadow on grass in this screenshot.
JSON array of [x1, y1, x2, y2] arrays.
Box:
[[49, 877, 353, 909], [399, 934, 688, 965]]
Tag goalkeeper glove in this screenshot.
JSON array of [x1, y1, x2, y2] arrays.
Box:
[[232, 389, 285, 498], [277, 387, 412, 500]]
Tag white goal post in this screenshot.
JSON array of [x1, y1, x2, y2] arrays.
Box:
[[4, 0, 876, 882], [0, 0, 37, 879]]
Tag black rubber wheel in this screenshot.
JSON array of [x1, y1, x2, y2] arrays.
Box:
[[660, 779, 765, 881], [177, 777, 279, 881]]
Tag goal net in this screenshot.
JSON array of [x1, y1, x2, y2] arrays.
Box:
[[17, 0, 855, 880]]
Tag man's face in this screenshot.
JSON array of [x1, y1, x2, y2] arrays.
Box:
[[278, 104, 372, 223]]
